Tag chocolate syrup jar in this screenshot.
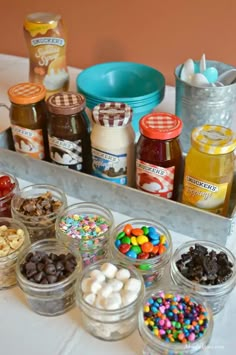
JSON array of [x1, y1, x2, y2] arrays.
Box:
[[136, 112, 183, 201], [47, 92, 92, 173]]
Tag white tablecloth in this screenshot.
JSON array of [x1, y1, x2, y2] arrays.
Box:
[[0, 54, 236, 355]]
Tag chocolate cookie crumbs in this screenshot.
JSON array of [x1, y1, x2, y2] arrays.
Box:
[[18, 191, 62, 217], [176, 243, 234, 285]]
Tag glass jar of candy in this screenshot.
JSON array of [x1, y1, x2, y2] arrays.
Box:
[[55, 202, 114, 266], [8, 82, 49, 161], [110, 218, 173, 287], [16, 238, 82, 316], [47, 92, 92, 173], [0, 217, 30, 289], [170, 240, 236, 315], [182, 124, 236, 216], [0, 172, 19, 218], [138, 288, 214, 355], [91, 102, 135, 187], [11, 184, 67, 243], [136, 112, 183, 201], [77, 259, 145, 341]]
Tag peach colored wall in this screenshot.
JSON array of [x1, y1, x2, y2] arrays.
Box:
[[1, 0, 235, 85]]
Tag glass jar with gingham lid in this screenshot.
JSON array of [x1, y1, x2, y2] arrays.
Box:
[[47, 92, 92, 173], [8, 82, 49, 161], [91, 102, 135, 187], [136, 112, 183, 201]]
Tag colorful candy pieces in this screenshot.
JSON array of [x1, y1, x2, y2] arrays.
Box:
[[143, 292, 209, 344], [115, 224, 168, 260]]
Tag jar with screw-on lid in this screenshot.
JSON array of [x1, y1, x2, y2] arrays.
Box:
[[47, 92, 92, 173], [182, 124, 236, 216], [91, 102, 135, 187], [136, 112, 183, 200], [8, 82, 49, 160]]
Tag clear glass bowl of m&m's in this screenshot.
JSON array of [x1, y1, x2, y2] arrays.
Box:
[[76, 259, 145, 341], [0, 172, 19, 218], [55, 202, 114, 266], [170, 240, 236, 315], [110, 219, 173, 287], [138, 288, 214, 355]]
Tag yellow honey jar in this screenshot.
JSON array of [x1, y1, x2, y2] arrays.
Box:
[[182, 125, 236, 216]]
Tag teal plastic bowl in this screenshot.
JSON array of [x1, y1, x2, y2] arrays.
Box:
[[76, 62, 165, 101]]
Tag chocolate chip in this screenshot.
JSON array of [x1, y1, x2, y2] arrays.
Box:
[[44, 263, 56, 275], [34, 271, 44, 283], [47, 275, 58, 284]]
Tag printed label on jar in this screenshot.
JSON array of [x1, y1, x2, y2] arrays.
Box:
[[11, 124, 45, 159], [48, 136, 83, 171], [91, 147, 127, 184], [136, 159, 175, 198], [182, 174, 228, 214]]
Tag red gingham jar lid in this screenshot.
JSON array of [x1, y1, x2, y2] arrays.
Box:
[[139, 112, 183, 140], [92, 102, 133, 127]]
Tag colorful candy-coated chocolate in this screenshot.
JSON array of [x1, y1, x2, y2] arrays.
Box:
[[143, 292, 209, 344], [130, 245, 142, 254], [124, 223, 132, 236], [126, 250, 138, 258], [119, 243, 130, 254]]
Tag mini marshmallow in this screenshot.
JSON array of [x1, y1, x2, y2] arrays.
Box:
[[89, 269, 106, 283], [83, 293, 96, 306], [95, 294, 105, 309], [104, 292, 122, 310], [121, 290, 138, 306], [90, 280, 102, 294], [100, 262, 118, 279], [81, 277, 93, 293], [108, 278, 124, 292], [115, 268, 131, 281], [97, 284, 113, 298], [124, 278, 141, 293]]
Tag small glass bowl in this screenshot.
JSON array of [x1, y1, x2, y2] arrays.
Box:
[[56, 202, 114, 266], [76, 259, 145, 341], [110, 218, 173, 287], [11, 184, 67, 243], [170, 240, 236, 315], [0, 217, 30, 289], [16, 238, 82, 316], [0, 172, 19, 218], [138, 287, 214, 355]]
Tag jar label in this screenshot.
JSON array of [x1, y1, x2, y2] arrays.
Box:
[[11, 124, 45, 159], [48, 135, 83, 170], [136, 159, 175, 198], [182, 174, 228, 214], [91, 147, 127, 184]]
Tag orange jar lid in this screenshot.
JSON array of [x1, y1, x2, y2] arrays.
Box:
[[8, 82, 46, 105], [139, 112, 183, 140]]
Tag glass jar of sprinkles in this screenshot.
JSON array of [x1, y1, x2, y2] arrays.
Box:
[[47, 92, 92, 173], [136, 112, 183, 201], [55, 202, 114, 266], [138, 288, 214, 355], [170, 240, 236, 315], [110, 218, 173, 287]]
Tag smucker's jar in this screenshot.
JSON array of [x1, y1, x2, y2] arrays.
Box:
[[91, 102, 135, 187], [47, 92, 92, 173], [23, 12, 69, 98], [136, 112, 183, 201], [182, 125, 236, 216], [8, 82, 49, 160]]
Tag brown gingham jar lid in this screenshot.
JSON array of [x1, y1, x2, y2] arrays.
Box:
[[92, 102, 133, 127], [47, 92, 86, 115]]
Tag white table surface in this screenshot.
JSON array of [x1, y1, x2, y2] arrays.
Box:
[[0, 54, 236, 355]]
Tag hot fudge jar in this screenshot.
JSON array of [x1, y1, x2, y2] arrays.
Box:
[[136, 112, 183, 200], [47, 92, 92, 173]]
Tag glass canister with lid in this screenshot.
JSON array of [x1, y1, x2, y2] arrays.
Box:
[[136, 112, 183, 201], [47, 92, 92, 173], [91, 102, 135, 187], [8, 82, 49, 160], [182, 124, 236, 216]]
